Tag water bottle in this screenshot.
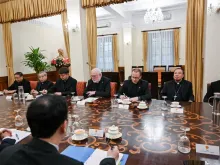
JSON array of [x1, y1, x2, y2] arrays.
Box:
[[18, 86, 25, 104]]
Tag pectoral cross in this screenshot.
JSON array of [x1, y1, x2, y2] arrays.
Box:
[[174, 95, 177, 101]]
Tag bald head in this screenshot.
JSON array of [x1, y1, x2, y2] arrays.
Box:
[[91, 68, 102, 83]]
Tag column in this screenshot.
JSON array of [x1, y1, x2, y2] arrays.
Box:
[[67, 0, 90, 81], [123, 22, 133, 79]]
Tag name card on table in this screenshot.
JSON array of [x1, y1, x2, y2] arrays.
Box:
[[119, 104, 129, 110], [196, 144, 220, 156], [89, 129, 104, 138], [77, 100, 86, 106], [170, 108, 183, 114], [6, 96, 12, 100]]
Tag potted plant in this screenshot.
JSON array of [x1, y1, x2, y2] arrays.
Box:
[[23, 47, 51, 73]]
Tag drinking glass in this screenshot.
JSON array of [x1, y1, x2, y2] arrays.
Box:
[[14, 109, 24, 127], [178, 126, 191, 154], [161, 96, 168, 111], [72, 115, 82, 132], [13, 93, 19, 105]]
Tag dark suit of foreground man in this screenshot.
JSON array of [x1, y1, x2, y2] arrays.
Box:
[[203, 80, 220, 102], [0, 95, 119, 165], [84, 68, 111, 98], [161, 68, 194, 102], [31, 71, 54, 95], [4, 72, 31, 94], [47, 67, 77, 96], [118, 68, 151, 102]]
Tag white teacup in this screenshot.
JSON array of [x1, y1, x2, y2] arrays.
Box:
[[26, 95, 33, 100], [108, 125, 119, 135], [74, 129, 85, 139], [171, 102, 179, 106], [139, 101, 147, 107]]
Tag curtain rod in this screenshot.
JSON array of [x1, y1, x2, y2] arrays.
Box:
[[98, 33, 117, 37], [142, 27, 181, 32]]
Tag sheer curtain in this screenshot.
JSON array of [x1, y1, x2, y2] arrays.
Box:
[[147, 30, 174, 71], [97, 35, 114, 72]]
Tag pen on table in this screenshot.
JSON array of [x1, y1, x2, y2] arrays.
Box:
[[16, 134, 19, 140]]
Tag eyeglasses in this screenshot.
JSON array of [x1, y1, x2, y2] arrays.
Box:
[[131, 76, 140, 80]]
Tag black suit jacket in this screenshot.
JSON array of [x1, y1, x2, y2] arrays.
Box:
[[118, 79, 151, 101], [48, 77, 77, 96], [0, 138, 115, 165], [8, 79, 31, 93], [204, 80, 220, 102], [161, 80, 194, 102], [84, 76, 111, 98], [0, 138, 16, 153], [35, 80, 54, 92]]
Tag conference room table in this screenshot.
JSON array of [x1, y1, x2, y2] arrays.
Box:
[[0, 96, 220, 165]]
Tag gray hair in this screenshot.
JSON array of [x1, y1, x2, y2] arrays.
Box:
[[38, 71, 47, 76], [91, 68, 102, 75]]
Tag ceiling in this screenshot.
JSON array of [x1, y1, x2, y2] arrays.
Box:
[[22, 0, 188, 28]]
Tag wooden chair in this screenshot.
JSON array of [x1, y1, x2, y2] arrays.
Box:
[[142, 72, 158, 99], [118, 67, 125, 83], [153, 65, 166, 86], [168, 65, 183, 72], [110, 82, 118, 97]]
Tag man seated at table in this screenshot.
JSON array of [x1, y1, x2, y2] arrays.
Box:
[[47, 67, 77, 96], [0, 129, 15, 152], [4, 72, 31, 94], [118, 68, 151, 102], [203, 80, 220, 102], [31, 71, 54, 95], [0, 95, 119, 165], [84, 68, 111, 98], [161, 68, 194, 102]]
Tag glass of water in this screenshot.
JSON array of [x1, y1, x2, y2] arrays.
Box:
[[178, 126, 191, 154]]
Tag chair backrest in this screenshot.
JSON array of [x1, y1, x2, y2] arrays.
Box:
[[161, 72, 174, 87], [142, 72, 158, 99], [168, 65, 182, 72], [30, 81, 38, 89], [153, 65, 166, 72], [207, 83, 211, 92], [110, 82, 118, 97], [76, 81, 86, 96]]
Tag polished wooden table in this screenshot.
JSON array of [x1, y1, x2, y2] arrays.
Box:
[[0, 96, 220, 165]]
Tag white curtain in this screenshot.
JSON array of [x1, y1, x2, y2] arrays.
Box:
[[147, 30, 174, 71], [97, 35, 114, 72]]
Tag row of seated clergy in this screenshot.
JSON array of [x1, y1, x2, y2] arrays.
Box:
[[4, 67, 194, 102]]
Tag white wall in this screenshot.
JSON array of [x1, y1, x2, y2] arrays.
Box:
[[0, 18, 65, 76], [11, 21, 65, 74], [0, 24, 7, 76], [203, 13, 220, 97]]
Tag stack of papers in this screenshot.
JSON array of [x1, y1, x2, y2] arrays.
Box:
[[85, 149, 123, 165], [62, 146, 129, 165]]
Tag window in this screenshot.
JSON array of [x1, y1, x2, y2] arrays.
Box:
[[147, 30, 174, 71], [96, 35, 114, 72]]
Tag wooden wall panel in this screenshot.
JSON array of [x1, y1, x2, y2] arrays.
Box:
[[0, 77, 8, 91]]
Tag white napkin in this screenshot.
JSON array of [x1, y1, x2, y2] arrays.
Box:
[[77, 100, 86, 106], [118, 104, 129, 109], [6, 96, 12, 100]]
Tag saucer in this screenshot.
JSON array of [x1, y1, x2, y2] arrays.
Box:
[[105, 132, 122, 139], [137, 106, 148, 109], [72, 133, 88, 141], [122, 101, 131, 105], [170, 105, 181, 108], [72, 98, 81, 102]]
